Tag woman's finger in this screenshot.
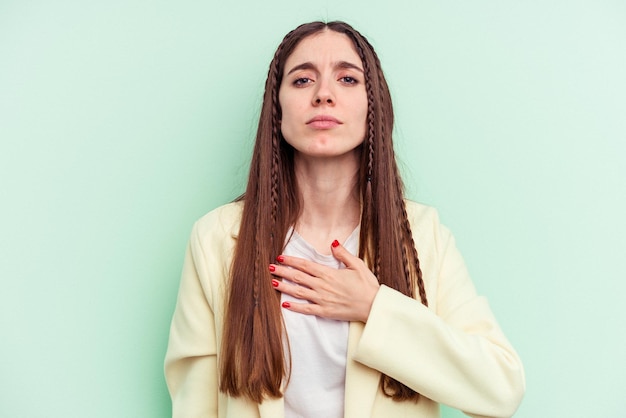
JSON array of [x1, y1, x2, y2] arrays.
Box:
[[328, 239, 362, 269], [269, 263, 317, 287], [275, 254, 331, 278], [272, 277, 318, 302]]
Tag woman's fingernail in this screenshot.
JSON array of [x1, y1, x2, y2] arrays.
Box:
[[272, 279, 279, 287], [276, 255, 285, 263], [269, 265, 276, 272], [282, 301, 290, 308], [331, 240, 340, 248]]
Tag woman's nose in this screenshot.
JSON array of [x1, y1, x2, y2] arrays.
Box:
[[314, 96, 333, 104], [312, 78, 335, 106]]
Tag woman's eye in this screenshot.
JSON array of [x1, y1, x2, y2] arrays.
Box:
[[294, 77, 312, 86], [340, 76, 358, 84]]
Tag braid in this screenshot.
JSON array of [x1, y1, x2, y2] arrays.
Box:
[[400, 224, 413, 296], [252, 244, 261, 307], [365, 94, 375, 182], [353, 35, 377, 271], [351, 36, 375, 183], [398, 190, 428, 305], [269, 57, 281, 239]]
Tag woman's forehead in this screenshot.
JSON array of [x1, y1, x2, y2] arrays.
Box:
[[285, 31, 361, 69]]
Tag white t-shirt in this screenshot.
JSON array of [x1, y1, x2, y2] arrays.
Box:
[[281, 227, 360, 418]]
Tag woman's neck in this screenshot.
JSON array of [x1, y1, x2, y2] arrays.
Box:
[[293, 153, 361, 254]]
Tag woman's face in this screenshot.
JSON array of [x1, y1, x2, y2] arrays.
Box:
[[278, 30, 368, 160]]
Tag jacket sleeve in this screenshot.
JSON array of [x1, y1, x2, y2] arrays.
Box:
[[164, 222, 219, 418], [352, 207, 525, 418]]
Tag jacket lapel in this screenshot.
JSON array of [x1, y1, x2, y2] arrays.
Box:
[[344, 321, 381, 418], [258, 396, 284, 418]]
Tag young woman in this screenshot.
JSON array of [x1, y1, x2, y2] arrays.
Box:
[[165, 21, 525, 418]]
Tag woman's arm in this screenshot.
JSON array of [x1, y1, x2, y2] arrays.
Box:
[[164, 223, 219, 418], [353, 205, 525, 418]]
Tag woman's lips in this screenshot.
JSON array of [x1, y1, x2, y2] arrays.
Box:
[[306, 115, 342, 129]]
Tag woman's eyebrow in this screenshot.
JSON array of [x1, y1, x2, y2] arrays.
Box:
[[286, 62, 317, 75], [286, 61, 364, 75], [335, 61, 364, 73]]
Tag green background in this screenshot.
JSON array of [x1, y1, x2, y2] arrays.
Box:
[[1, 1, 624, 417]]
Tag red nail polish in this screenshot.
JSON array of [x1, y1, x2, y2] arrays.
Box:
[[276, 255, 285, 263], [269, 265, 276, 272], [332, 240, 340, 248], [272, 279, 279, 287], [282, 301, 290, 308]]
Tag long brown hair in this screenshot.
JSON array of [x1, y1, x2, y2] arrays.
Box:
[[219, 21, 428, 403]]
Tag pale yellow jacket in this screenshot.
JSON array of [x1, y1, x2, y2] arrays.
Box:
[[165, 201, 525, 418]]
